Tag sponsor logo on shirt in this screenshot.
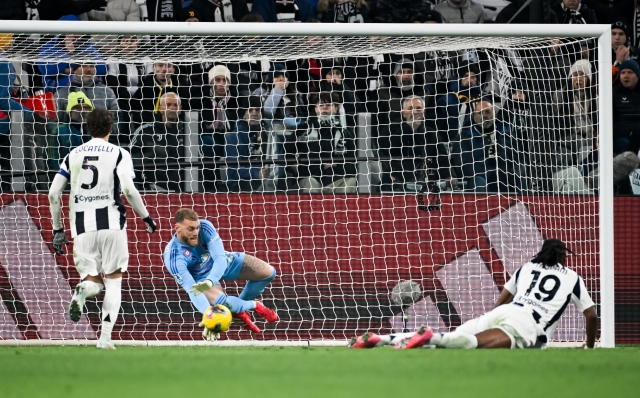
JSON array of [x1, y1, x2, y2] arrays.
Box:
[[74, 194, 110, 203], [183, 249, 191, 257]]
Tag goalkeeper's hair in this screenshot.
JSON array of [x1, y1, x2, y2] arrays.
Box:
[[175, 208, 199, 224], [87, 108, 114, 138], [531, 239, 574, 268]]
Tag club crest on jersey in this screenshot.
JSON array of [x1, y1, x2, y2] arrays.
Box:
[[200, 253, 210, 264], [183, 249, 191, 257]]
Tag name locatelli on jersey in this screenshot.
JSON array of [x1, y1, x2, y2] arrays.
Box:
[[74, 145, 116, 153]]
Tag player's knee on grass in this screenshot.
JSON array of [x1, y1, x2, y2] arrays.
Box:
[[475, 329, 513, 349]]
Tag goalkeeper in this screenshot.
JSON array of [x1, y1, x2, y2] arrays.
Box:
[[163, 209, 278, 339]]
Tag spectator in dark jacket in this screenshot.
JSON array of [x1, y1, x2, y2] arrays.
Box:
[[181, 0, 249, 22], [317, 0, 370, 22], [144, 0, 182, 21], [613, 59, 640, 154], [38, 16, 107, 93], [459, 98, 519, 193], [496, 0, 559, 23], [551, 0, 598, 24], [252, 0, 315, 22], [134, 62, 187, 124], [129, 92, 184, 192], [374, 0, 433, 22], [288, 92, 357, 193], [379, 96, 453, 191], [436, 61, 483, 142], [226, 96, 272, 192], [612, 20, 640, 69]]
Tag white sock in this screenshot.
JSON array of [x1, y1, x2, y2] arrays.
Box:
[[78, 281, 103, 298], [373, 332, 416, 346], [433, 332, 478, 349], [100, 277, 122, 341]]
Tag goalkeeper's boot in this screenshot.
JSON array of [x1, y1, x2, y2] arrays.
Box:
[[68, 283, 88, 323], [254, 301, 278, 322], [395, 326, 433, 349], [348, 332, 381, 349], [233, 312, 261, 334], [96, 337, 116, 350]]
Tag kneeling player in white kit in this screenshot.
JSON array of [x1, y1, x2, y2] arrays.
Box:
[[350, 239, 598, 349], [48, 109, 157, 350]]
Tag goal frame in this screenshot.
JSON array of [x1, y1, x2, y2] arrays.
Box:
[[0, 21, 614, 348]]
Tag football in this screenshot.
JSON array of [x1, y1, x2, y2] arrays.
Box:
[[202, 304, 233, 333]]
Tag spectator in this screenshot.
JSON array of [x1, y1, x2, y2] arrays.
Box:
[[47, 91, 93, 170], [619, 0, 640, 48], [551, 0, 598, 24], [287, 92, 357, 193], [253, 63, 304, 132], [54, 61, 121, 143], [226, 96, 273, 192], [252, 0, 315, 22], [1, 39, 38, 192], [613, 59, 640, 154], [38, 16, 107, 92], [433, 0, 486, 23], [317, 0, 370, 22], [34, 0, 108, 21], [319, 63, 362, 126], [374, 0, 433, 23], [495, 0, 559, 23], [459, 98, 519, 193], [612, 21, 640, 83], [83, 0, 141, 21], [202, 65, 240, 160], [552, 59, 598, 167], [105, 35, 145, 142], [134, 62, 182, 124], [379, 96, 453, 191], [436, 61, 483, 142], [181, 0, 249, 22], [129, 92, 184, 192], [143, 0, 182, 21]]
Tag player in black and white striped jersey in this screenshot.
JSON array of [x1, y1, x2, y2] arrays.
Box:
[[350, 239, 599, 350], [48, 108, 157, 350]]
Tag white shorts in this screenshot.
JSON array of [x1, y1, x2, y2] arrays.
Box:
[[456, 304, 544, 349], [73, 229, 129, 279]]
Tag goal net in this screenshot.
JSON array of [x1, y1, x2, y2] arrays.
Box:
[[0, 22, 613, 346]]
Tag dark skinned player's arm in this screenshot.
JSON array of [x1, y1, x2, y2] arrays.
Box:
[[494, 288, 514, 308], [583, 306, 598, 349]]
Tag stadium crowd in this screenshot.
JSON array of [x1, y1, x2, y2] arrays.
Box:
[[0, 0, 639, 194]]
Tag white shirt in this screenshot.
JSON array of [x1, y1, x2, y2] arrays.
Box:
[[59, 138, 135, 238], [504, 262, 595, 337]]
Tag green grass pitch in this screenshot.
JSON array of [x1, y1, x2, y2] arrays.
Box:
[[1, 346, 638, 398]]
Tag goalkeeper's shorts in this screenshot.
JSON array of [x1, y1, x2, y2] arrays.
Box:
[[73, 229, 129, 279], [456, 304, 545, 349]]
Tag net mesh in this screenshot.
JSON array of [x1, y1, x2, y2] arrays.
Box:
[[0, 31, 601, 343]]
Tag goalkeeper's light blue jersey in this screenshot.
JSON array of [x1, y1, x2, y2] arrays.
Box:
[[163, 219, 245, 313]]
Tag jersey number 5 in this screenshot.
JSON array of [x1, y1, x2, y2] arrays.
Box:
[[81, 156, 99, 190], [524, 270, 561, 302]]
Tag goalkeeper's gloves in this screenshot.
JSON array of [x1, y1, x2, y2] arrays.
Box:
[[142, 216, 157, 233], [52, 229, 69, 255], [190, 280, 213, 296], [199, 321, 220, 341]]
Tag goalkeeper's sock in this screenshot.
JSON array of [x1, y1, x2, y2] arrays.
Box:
[[213, 293, 256, 313], [431, 332, 478, 349], [100, 277, 122, 341], [78, 280, 104, 297], [239, 269, 277, 301]]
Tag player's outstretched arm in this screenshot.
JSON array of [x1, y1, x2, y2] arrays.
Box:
[[583, 306, 598, 349], [48, 173, 70, 255], [494, 288, 514, 307], [115, 150, 156, 233]]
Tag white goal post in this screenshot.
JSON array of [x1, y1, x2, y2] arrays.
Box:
[[0, 21, 613, 347]]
